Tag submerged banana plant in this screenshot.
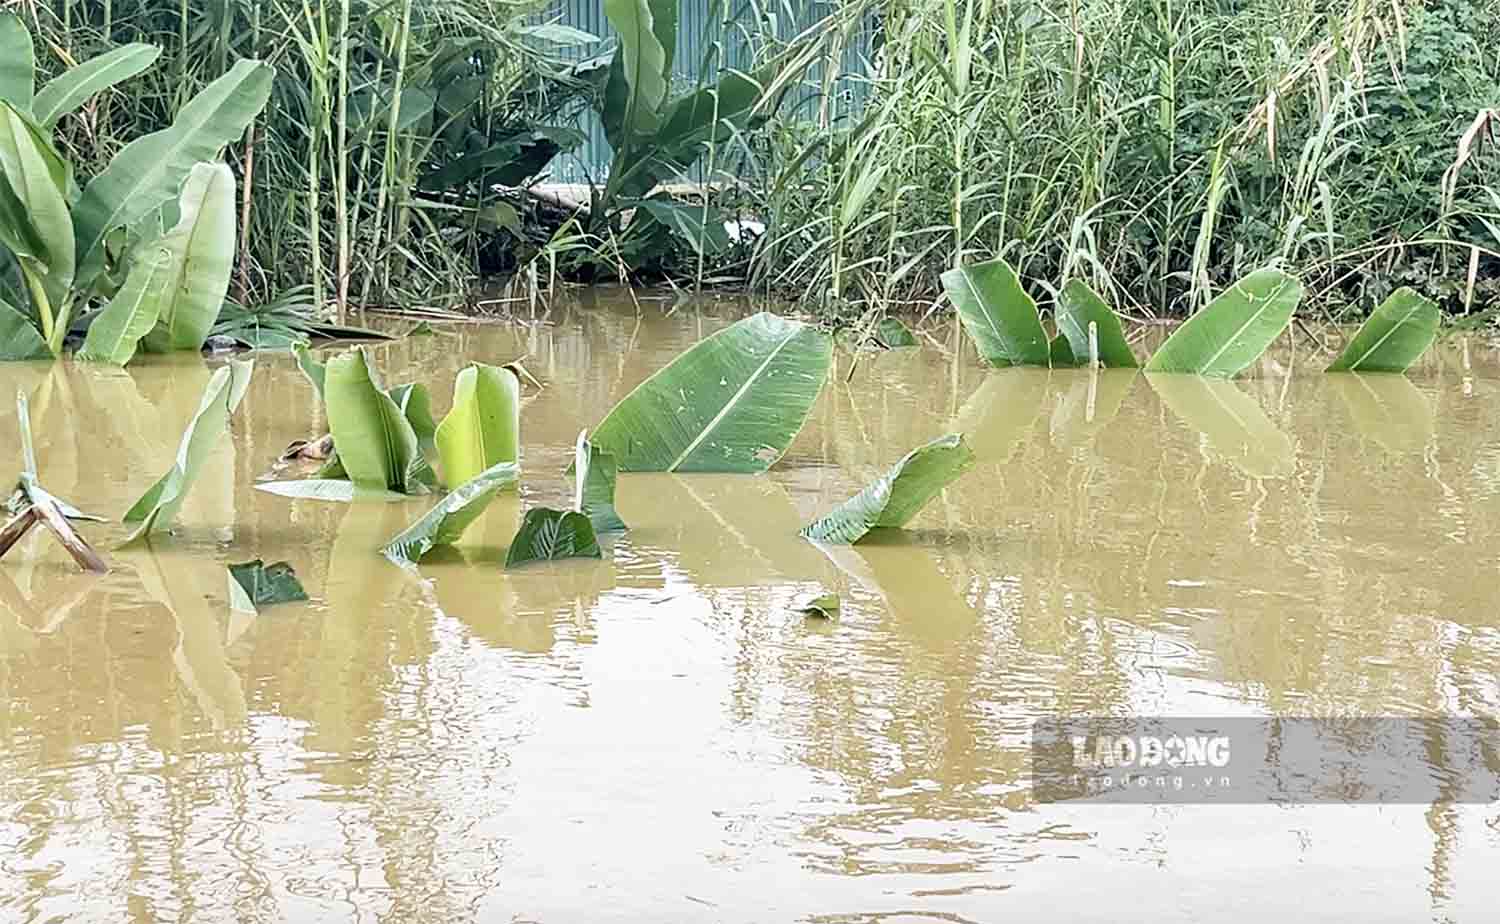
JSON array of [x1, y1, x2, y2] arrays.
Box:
[[1144, 268, 1303, 377], [941, 259, 1051, 367], [123, 360, 254, 543], [590, 311, 832, 472], [504, 430, 621, 568], [382, 461, 521, 565], [801, 434, 974, 544], [0, 14, 270, 361], [435, 362, 521, 486], [1326, 288, 1441, 374]]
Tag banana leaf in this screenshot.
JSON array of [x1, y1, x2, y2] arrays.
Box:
[[1325, 287, 1440, 373], [0, 297, 48, 360], [77, 247, 171, 365], [1054, 279, 1138, 368], [801, 434, 974, 544], [0, 13, 32, 108], [940, 258, 1051, 367], [141, 162, 236, 353], [227, 559, 308, 608], [602, 0, 671, 140], [1144, 268, 1302, 377], [32, 44, 160, 129], [504, 508, 601, 568], [590, 311, 832, 472], [72, 59, 272, 286], [293, 342, 325, 395], [122, 359, 253, 542], [323, 348, 431, 494], [1147, 373, 1294, 478], [634, 199, 731, 256], [381, 461, 520, 564], [435, 362, 520, 486], [0, 166, 48, 268], [387, 382, 436, 459], [0, 102, 73, 318], [576, 430, 625, 533], [253, 478, 407, 502], [875, 317, 918, 348]]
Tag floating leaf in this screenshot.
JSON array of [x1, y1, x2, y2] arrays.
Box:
[[253, 478, 407, 502], [1144, 268, 1302, 377], [504, 508, 601, 568], [323, 348, 429, 494], [793, 591, 839, 618], [1147, 373, 1294, 477], [576, 430, 626, 532], [122, 360, 253, 541], [1325, 288, 1440, 374], [227, 559, 308, 607], [435, 362, 520, 486], [940, 259, 1050, 367], [381, 462, 520, 564], [801, 434, 975, 544], [1055, 280, 1138, 368], [591, 311, 831, 472]]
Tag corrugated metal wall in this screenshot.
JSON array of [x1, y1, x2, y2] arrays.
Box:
[[537, 0, 872, 184]]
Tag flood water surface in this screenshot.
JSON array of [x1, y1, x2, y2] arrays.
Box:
[[3, 295, 1499, 921]]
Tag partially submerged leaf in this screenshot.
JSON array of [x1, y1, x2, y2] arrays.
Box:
[[323, 348, 429, 494], [793, 590, 840, 618], [381, 461, 520, 564], [1055, 280, 1138, 368], [1326, 287, 1440, 373], [591, 311, 831, 472], [387, 381, 437, 461], [801, 434, 975, 544], [122, 360, 253, 541], [1144, 268, 1302, 377], [940, 259, 1050, 367], [576, 430, 626, 532], [435, 362, 520, 486], [227, 559, 308, 607], [504, 508, 601, 568], [253, 478, 408, 502]]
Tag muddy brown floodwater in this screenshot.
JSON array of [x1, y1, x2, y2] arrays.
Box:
[[2, 290, 1500, 922]]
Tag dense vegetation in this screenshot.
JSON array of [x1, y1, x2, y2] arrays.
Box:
[[2, 0, 1498, 323]]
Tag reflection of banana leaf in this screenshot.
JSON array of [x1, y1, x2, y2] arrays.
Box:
[[126, 550, 247, 729], [426, 547, 616, 652], [0, 568, 104, 654], [1048, 368, 1138, 447], [812, 533, 978, 650], [952, 368, 1051, 463], [1331, 373, 1434, 453], [1147, 373, 1294, 477], [630, 474, 827, 587]]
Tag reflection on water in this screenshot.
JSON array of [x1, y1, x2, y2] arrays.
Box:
[[2, 293, 1499, 921]]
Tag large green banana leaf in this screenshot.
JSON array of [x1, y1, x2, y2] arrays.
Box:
[[72, 59, 272, 285], [801, 434, 974, 544], [602, 0, 671, 140], [0, 102, 73, 317], [381, 461, 520, 564], [0, 166, 48, 267], [77, 247, 171, 365], [590, 311, 832, 472], [576, 430, 626, 533], [122, 359, 253, 542], [32, 44, 160, 129], [1144, 268, 1302, 377], [293, 343, 326, 395], [504, 508, 601, 568], [1147, 373, 1293, 477], [0, 297, 48, 359], [141, 162, 236, 353], [0, 14, 32, 108], [324, 348, 430, 494], [940, 259, 1051, 367], [386, 382, 437, 461], [1055, 280, 1138, 368], [435, 362, 520, 486], [1325, 287, 1440, 373]]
